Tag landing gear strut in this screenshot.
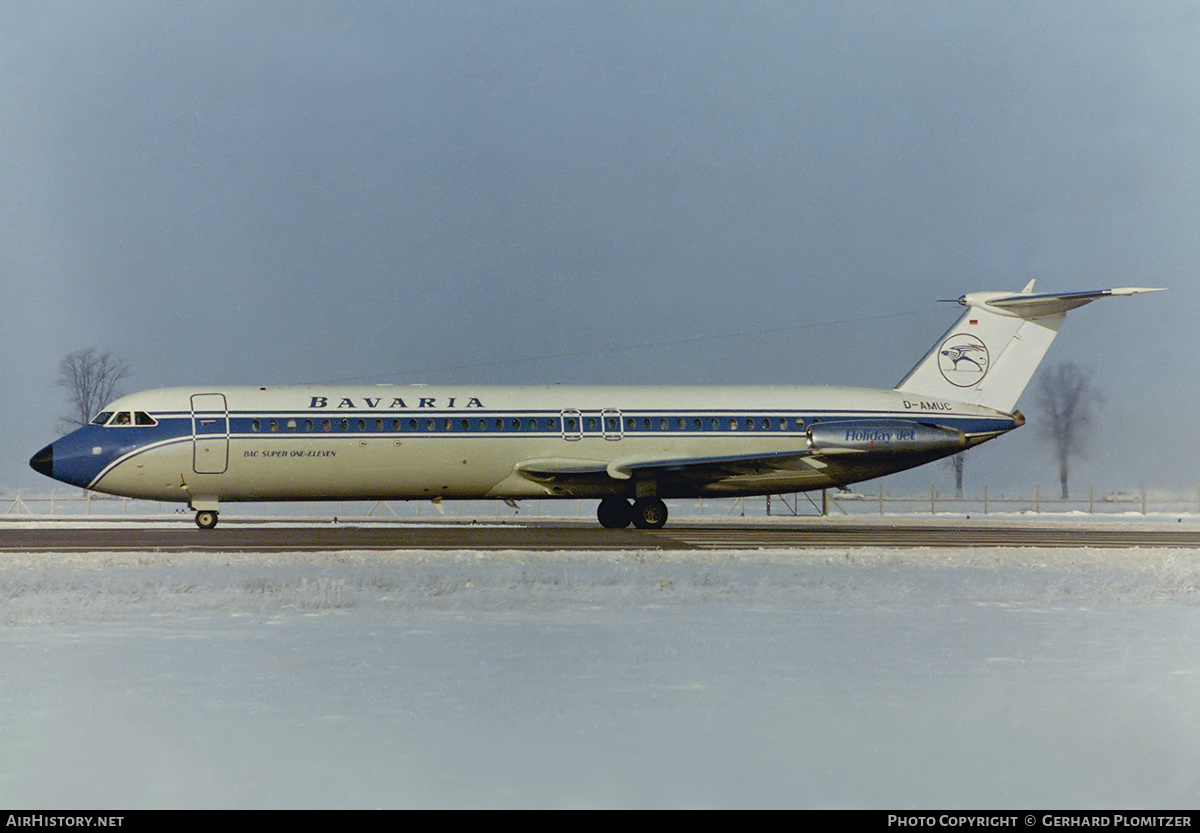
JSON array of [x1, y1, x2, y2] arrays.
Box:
[[195, 510, 219, 530], [596, 497, 668, 529]]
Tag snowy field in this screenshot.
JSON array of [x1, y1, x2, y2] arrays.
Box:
[[3, 539, 1200, 809]]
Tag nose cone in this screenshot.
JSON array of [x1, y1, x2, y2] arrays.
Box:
[[30, 443, 54, 479]]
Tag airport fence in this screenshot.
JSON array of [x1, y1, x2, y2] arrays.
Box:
[[3, 486, 1199, 520]]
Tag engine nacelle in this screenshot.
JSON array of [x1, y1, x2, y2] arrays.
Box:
[[806, 420, 966, 455]]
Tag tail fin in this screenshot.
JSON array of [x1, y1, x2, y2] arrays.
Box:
[[895, 281, 1164, 412]]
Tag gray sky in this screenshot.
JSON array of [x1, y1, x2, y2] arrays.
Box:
[[3, 1, 1196, 494]]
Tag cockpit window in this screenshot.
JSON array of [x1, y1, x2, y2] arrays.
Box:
[[94, 411, 157, 427]]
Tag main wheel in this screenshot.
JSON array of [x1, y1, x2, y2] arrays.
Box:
[[597, 497, 633, 529], [631, 498, 668, 529], [195, 510, 219, 530]]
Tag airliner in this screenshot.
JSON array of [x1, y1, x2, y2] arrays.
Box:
[[30, 283, 1161, 529]]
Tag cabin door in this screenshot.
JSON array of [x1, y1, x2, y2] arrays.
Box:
[[191, 393, 229, 474]]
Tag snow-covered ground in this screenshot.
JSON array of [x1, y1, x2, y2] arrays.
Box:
[[3, 543, 1200, 809]]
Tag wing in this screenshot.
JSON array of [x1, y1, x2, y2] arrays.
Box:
[[513, 420, 972, 493], [515, 447, 825, 490]]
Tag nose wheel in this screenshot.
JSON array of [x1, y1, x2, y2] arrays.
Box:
[[195, 510, 219, 530]]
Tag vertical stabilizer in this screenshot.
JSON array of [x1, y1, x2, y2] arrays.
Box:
[[895, 284, 1163, 412]]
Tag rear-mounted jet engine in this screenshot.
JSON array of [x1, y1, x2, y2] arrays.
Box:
[[806, 420, 966, 455]]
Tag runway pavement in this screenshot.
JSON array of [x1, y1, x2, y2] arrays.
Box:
[[3, 517, 1200, 552]]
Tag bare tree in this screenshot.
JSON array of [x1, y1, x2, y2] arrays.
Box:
[[1035, 362, 1101, 500], [940, 449, 967, 497], [56, 348, 132, 430], [949, 451, 965, 499]]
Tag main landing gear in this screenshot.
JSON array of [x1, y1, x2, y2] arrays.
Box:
[[195, 510, 219, 530], [597, 497, 668, 529]]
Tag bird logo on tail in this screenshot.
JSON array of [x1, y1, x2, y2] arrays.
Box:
[[936, 334, 990, 387]]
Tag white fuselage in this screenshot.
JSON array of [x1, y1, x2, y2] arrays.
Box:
[[46, 383, 1016, 507]]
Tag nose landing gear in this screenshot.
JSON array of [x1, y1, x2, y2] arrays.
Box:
[[194, 510, 219, 530]]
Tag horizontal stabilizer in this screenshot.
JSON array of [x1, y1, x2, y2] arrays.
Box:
[[978, 286, 1164, 318]]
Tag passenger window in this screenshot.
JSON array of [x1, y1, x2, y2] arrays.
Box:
[[251, 420, 261, 433]]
